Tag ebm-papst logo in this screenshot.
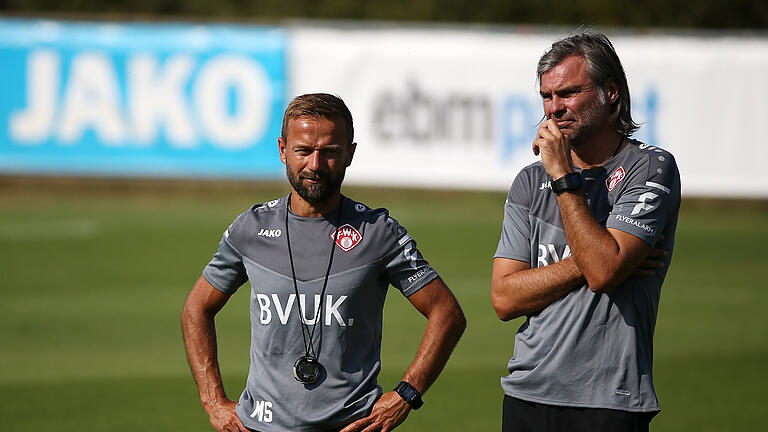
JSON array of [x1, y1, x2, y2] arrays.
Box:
[[606, 166, 626, 191], [332, 224, 362, 252]]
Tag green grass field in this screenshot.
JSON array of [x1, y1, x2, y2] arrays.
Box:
[[1, 180, 767, 431]]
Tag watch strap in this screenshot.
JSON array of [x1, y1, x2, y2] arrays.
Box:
[[394, 381, 424, 410], [551, 172, 583, 193]]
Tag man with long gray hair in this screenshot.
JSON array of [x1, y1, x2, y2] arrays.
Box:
[[491, 32, 680, 431]]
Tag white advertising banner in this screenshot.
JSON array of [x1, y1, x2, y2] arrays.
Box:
[[291, 26, 768, 198]]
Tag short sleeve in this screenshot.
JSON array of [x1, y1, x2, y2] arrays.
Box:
[[383, 230, 439, 298], [607, 151, 681, 246], [494, 169, 533, 262], [202, 230, 249, 295]]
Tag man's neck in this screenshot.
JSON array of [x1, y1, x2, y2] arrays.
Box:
[[289, 192, 342, 218], [570, 129, 625, 170]]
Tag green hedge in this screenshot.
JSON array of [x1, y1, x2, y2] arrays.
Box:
[[3, 0, 767, 30]]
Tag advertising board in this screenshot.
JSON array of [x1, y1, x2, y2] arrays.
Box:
[[0, 19, 287, 178]]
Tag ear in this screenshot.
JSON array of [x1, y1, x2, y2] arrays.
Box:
[[278, 137, 287, 165], [605, 78, 620, 105], [345, 142, 357, 167]]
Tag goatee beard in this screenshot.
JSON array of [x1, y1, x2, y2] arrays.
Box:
[[287, 167, 345, 204]]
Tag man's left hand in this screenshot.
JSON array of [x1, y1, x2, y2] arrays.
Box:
[[533, 119, 574, 180], [632, 235, 669, 278], [340, 391, 411, 432]]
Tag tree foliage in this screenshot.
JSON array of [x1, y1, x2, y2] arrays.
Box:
[[1, 0, 766, 29]]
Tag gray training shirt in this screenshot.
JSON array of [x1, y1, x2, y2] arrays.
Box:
[[203, 195, 438, 431], [495, 140, 681, 413]]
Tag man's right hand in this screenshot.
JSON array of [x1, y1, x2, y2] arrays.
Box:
[[205, 398, 247, 432]]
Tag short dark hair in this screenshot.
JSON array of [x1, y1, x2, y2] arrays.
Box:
[[281, 93, 354, 146], [537, 31, 639, 136]]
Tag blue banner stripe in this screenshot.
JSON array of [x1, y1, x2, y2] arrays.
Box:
[[0, 18, 288, 179]]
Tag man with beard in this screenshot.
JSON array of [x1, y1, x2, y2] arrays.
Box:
[[182, 93, 465, 432], [491, 32, 680, 431]]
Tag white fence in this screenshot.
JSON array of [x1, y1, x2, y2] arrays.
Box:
[[291, 26, 768, 198]]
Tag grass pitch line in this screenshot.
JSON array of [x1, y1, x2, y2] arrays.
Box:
[[0, 218, 99, 240]]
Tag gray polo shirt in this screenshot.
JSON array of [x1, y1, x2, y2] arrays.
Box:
[[203, 195, 438, 431], [495, 140, 681, 413]]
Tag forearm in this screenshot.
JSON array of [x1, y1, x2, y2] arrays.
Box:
[[338, 280, 464, 432], [492, 257, 584, 320], [402, 299, 465, 394], [181, 302, 229, 410], [556, 190, 634, 292]]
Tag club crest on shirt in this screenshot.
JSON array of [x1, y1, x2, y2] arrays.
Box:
[[606, 166, 626, 191], [332, 224, 362, 252]]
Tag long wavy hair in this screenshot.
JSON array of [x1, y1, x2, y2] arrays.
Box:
[[537, 31, 640, 136]]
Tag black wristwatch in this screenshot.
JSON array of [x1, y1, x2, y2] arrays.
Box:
[[551, 172, 583, 194], [394, 381, 424, 410]]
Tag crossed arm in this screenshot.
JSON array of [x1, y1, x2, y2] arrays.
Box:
[[492, 120, 664, 321], [491, 257, 584, 321], [491, 221, 662, 321], [341, 277, 466, 432]]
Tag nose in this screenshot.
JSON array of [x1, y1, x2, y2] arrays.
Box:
[[547, 96, 566, 119], [307, 150, 324, 171]]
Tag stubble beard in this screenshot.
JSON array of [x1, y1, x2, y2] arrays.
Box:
[[286, 164, 346, 204], [563, 90, 610, 147]]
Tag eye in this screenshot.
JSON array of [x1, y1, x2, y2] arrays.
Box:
[[559, 88, 581, 98]]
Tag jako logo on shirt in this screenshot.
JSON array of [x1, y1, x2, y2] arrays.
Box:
[[607, 166, 625, 191], [333, 224, 362, 252], [258, 228, 282, 238]]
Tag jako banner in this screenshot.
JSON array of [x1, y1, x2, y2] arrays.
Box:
[[0, 19, 287, 178]]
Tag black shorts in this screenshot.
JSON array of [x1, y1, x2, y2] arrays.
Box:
[[502, 395, 655, 432]]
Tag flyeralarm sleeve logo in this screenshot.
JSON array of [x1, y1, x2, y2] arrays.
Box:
[[332, 224, 363, 252], [607, 166, 626, 191]]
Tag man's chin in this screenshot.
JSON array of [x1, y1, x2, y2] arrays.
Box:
[[558, 131, 575, 142], [290, 172, 344, 205], [561, 128, 586, 144], [296, 184, 334, 204]]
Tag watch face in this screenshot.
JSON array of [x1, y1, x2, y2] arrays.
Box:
[[397, 383, 413, 398], [395, 381, 423, 409]]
